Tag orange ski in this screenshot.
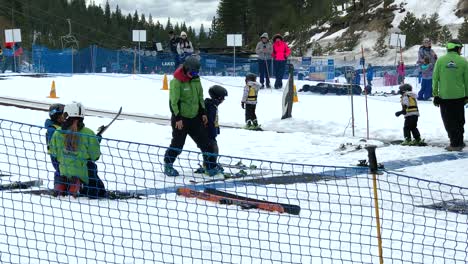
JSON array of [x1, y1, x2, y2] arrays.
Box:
[[177, 187, 300, 215]]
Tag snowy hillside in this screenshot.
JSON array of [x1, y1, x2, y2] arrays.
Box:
[[311, 0, 466, 66]]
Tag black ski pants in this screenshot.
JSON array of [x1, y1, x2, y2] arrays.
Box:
[[273, 60, 286, 89], [245, 104, 257, 123], [81, 161, 107, 199], [164, 115, 216, 169], [440, 98, 465, 147], [403, 116, 420, 141]]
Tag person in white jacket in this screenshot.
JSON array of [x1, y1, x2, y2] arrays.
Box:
[[241, 73, 261, 129], [177, 31, 194, 63]]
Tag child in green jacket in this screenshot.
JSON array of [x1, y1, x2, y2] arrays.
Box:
[[50, 102, 107, 198]]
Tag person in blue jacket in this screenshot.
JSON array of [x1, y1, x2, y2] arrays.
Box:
[[44, 103, 65, 191], [195, 85, 228, 174], [354, 70, 361, 85], [366, 64, 374, 86]]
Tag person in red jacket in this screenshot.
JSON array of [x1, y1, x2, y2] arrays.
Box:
[[271, 34, 291, 89]]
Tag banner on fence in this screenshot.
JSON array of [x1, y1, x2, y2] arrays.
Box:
[[308, 58, 334, 81]]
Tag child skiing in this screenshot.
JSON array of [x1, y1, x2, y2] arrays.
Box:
[[45, 103, 65, 191], [241, 73, 262, 130], [195, 85, 228, 174], [395, 84, 425, 146]]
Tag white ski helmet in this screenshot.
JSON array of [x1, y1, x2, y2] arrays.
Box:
[[63, 102, 85, 119]]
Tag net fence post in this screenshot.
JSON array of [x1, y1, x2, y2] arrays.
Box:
[[365, 145, 384, 264]]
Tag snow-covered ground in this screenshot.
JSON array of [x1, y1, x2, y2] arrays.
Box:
[[0, 73, 465, 186], [0, 73, 467, 263]]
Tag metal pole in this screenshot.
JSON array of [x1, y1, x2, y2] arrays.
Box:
[[350, 83, 355, 137], [138, 41, 141, 74], [233, 45, 236, 76], [11, 7, 17, 73], [365, 145, 384, 264], [71, 47, 73, 74], [361, 45, 370, 140]]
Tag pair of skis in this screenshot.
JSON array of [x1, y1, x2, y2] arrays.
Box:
[[0, 179, 43, 191], [9, 187, 145, 200], [189, 162, 284, 184], [177, 187, 300, 215]]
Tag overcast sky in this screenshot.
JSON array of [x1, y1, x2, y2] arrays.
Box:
[[93, 0, 219, 31]]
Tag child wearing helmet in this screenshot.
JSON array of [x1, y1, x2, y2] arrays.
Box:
[[395, 84, 425, 146], [241, 73, 262, 129], [45, 103, 65, 189], [206, 85, 227, 151], [195, 85, 228, 174], [49, 102, 107, 198]]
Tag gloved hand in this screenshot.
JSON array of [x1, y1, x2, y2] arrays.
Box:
[[395, 110, 406, 117], [97, 125, 105, 133], [241, 102, 245, 109], [433, 96, 442, 107]]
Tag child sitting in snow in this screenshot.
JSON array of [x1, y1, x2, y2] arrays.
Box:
[[395, 84, 425, 146]]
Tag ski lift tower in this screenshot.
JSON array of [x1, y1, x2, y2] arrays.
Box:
[[60, 19, 79, 74]]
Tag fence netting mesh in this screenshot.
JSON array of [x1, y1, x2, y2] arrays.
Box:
[[0, 119, 466, 263]]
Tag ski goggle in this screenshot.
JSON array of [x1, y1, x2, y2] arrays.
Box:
[[189, 70, 199, 77], [49, 108, 63, 116], [446, 42, 463, 50]]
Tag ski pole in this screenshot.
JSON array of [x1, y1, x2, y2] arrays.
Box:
[[264, 56, 272, 91]]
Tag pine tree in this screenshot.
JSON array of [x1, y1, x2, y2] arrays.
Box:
[[198, 24, 208, 47], [208, 16, 224, 47], [398, 12, 424, 47], [439, 25, 452, 44], [383, 0, 393, 9], [104, 0, 111, 24], [374, 33, 388, 57], [311, 41, 323, 56], [423, 13, 442, 43], [458, 17, 468, 43], [165, 18, 173, 32]]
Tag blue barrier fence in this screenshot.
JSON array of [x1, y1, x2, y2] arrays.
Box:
[[30, 45, 257, 75]]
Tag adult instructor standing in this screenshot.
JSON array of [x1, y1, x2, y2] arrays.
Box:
[[432, 39, 468, 151], [163, 56, 218, 176]]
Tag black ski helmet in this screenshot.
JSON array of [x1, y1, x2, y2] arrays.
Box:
[[209, 85, 228, 100], [49, 103, 64, 121], [245, 73, 257, 82], [399, 83, 412, 93], [183, 56, 201, 72]]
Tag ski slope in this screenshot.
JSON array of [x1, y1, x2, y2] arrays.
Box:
[[0, 73, 465, 186], [0, 73, 467, 263]]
